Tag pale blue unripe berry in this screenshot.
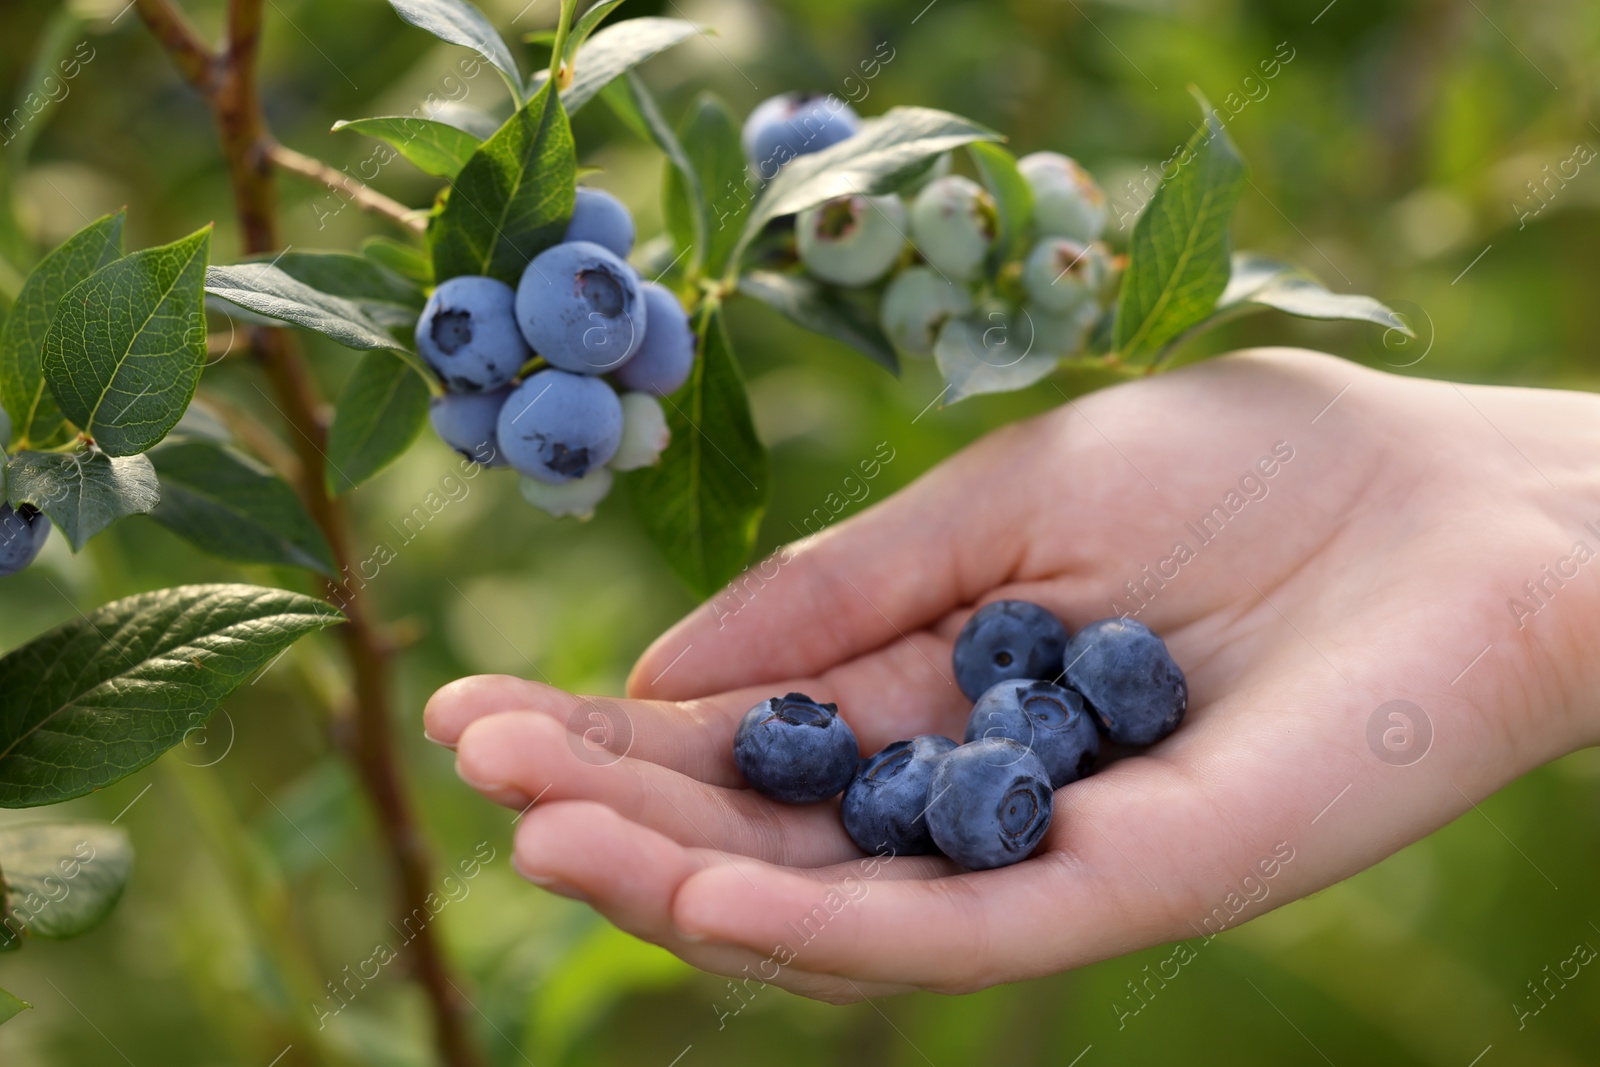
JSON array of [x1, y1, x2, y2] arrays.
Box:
[[879, 266, 974, 356], [797, 195, 906, 287], [908, 176, 997, 281], [1022, 237, 1110, 315], [1018, 152, 1107, 242]]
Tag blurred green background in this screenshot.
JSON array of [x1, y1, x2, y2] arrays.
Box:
[[3, 0, 1600, 1063]]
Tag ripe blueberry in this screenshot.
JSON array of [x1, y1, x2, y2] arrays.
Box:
[[840, 734, 958, 856], [564, 187, 635, 259], [1021, 237, 1108, 316], [797, 194, 906, 287], [611, 281, 693, 396], [879, 265, 974, 356], [0, 504, 50, 577], [416, 276, 529, 393], [1017, 151, 1107, 243], [965, 679, 1099, 788], [496, 369, 623, 483], [733, 692, 859, 804], [516, 241, 645, 374], [952, 599, 1070, 702], [609, 392, 671, 471], [518, 467, 613, 519], [741, 93, 860, 177], [1061, 617, 1187, 746], [925, 738, 1054, 870], [429, 387, 510, 467], [908, 175, 997, 281]]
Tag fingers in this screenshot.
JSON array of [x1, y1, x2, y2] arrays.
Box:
[[426, 675, 755, 784], [666, 776, 1159, 991], [512, 801, 914, 1001], [426, 636, 976, 780], [628, 423, 1046, 703], [425, 675, 577, 748], [460, 712, 862, 866]]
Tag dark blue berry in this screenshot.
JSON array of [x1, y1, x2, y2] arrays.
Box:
[[952, 600, 1069, 701], [733, 693, 859, 804], [840, 734, 958, 856], [1061, 617, 1186, 746]]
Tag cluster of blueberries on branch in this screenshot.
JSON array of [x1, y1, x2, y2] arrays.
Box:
[[418, 187, 694, 519], [747, 94, 1118, 365]]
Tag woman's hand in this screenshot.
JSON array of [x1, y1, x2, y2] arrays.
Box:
[[425, 347, 1600, 1003]]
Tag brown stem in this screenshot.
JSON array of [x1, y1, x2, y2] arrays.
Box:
[[131, 0, 216, 92], [134, 3, 482, 1065], [267, 143, 426, 232]]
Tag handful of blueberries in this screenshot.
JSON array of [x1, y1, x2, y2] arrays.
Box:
[[732, 602, 1187, 870]]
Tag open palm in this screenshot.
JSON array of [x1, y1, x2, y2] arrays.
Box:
[[426, 347, 1600, 1002]]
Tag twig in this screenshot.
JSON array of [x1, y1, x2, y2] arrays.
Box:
[[131, 0, 217, 92], [135, 3, 482, 1065], [267, 143, 426, 233]]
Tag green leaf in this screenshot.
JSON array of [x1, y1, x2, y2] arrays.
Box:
[[969, 142, 1032, 267], [736, 107, 1002, 268], [267, 251, 426, 330], [739, 270, 898, 374], [934, 308, 1060, 403], [0, 987, 29, 1025], [616, 72, 705, 275], [430, 79, 576, 285], [332, 116, 483, 178], [565, 0, 630, 66], [385, 0, 523, 103], [598, 76, 652, 143], [149, 440, 335, 576], [0, 584, 342, 807], [205, 264, 404, 352], [665, 93, 749, 279], [1217, 253, 1412, 330], [558, 17, 704, 116], [326, 352, 430, 496], [0, 212, 124, 450], [0, 823, 132, 940], [626, 302, 767, 597], [6, 450, 160, 552], [362, 237, 434, 289], [1113, 95, 1246, 364], [41, 226, 212, 457]]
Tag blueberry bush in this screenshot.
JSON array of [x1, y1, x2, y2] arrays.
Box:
[[0, 0, 1404, 1058]]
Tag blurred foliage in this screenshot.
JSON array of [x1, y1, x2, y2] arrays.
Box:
[[2, 0, 1599, 1063]]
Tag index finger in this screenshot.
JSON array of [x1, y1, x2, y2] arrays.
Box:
[[628, 421, 1043, 702]]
